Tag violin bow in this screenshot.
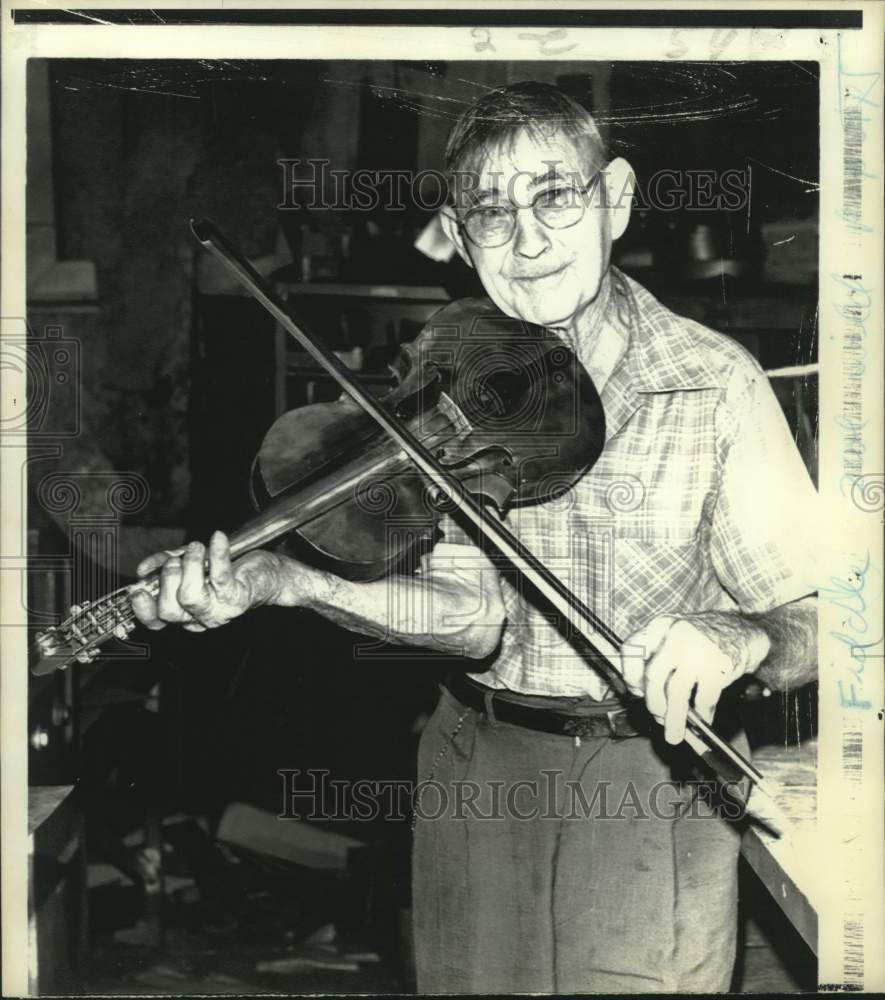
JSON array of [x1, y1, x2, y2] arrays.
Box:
[[190, 218, 782, 813]]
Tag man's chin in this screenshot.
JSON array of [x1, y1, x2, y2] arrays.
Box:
[[517, 309, 572, 330], [488, 290, 578, 330], [509, 294, 581, 331], [493, 299, 569, 329]]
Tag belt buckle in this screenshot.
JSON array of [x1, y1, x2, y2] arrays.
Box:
[[605, 708, 631, 739], [562, 716, 599, 739]]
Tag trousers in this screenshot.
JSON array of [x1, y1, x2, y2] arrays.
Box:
[[412, 686, 743, 994]]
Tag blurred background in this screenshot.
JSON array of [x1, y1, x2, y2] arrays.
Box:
[[25, 59, 818, 994]]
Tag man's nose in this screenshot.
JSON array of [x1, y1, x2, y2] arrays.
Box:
[[511, 208, 550, 258]]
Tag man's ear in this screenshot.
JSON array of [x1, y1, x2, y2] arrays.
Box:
[[439, 210, 474, 269], [603, 158, 635, 242]]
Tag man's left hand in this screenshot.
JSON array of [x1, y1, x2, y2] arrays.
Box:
[[621, 612, 771, 745]]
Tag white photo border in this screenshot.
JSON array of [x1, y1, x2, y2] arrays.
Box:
[[2, 1, 882, 993]]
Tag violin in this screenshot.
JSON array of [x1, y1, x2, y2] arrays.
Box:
[[31, 265, 605, 669], [31, 219, 777, 808]]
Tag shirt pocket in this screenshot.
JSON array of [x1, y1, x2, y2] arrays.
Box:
[[603, 472, 718, 544], [592, 489, 703, 544]]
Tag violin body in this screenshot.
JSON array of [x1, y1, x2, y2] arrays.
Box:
[[250, 297, 606, 581]]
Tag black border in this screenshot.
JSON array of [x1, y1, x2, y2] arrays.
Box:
[[10, 8, 864, 28]]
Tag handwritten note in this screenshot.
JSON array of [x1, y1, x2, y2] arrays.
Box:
[[821, 551, 882, 710]]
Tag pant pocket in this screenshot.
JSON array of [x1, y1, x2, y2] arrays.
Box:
[[417, 688, 478, 786]]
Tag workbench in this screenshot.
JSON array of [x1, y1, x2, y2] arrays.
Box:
[[741, 739, 819, 953], [28, 785, 88, 994]]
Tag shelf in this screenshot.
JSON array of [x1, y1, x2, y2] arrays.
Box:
[[280, 282, 448, 302]]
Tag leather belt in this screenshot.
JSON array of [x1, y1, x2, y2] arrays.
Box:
[[443, 673, 650, 741]]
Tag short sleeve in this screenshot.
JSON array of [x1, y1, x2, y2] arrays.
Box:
[[710, 366, 819, 613]]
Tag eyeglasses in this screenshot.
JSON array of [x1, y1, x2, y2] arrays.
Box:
[[454, 173, 604, 249]]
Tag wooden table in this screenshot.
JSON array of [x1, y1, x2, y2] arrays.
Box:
[[28, 785, 87, 994], [741, 740, 819, 953]]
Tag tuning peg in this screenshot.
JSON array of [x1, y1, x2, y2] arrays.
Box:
[[35, 632, 59, 656]]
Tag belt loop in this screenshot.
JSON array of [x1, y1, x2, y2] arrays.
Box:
[[483, 689, 498, 726]]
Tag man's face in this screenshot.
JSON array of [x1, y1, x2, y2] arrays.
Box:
[[447, 131, 625, 330]]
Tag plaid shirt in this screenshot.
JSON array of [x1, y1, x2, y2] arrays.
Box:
[[428, 268, 818, 699]]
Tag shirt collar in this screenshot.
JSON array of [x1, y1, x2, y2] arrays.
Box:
[[586, 269, 726, 443], [558, 267, 725, 398], [550, 267, 726, 443], [554, 269, 627, 395], [615, 270, 726, 394]]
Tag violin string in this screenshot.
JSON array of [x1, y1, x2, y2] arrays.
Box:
[[60, 585, 143, 651], [66, 604, 134, 649]]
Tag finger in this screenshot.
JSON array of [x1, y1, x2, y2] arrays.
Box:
[[137, 552, 170, 578], [646, 620, 695, 741], [130, 588, 166, 631], [136, 546, 187, 577], [182, 621, 209, 633], [621, 615, 676, 700], [644, 640, 679, 724], [208, 531, 234, 592], [619, 645, 646, 696], [692, 673, 721, 725], [683, 728, 709, 759], [157, 558, 186, 620], [628, 615, 676, 662], [178, 541, 209, 612], [663, 667, 697, 746]]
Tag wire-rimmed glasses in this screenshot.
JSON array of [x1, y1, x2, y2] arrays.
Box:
[[454, 172, 605, 249]]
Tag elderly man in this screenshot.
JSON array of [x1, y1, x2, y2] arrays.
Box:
[[133, 82, 818, 992]]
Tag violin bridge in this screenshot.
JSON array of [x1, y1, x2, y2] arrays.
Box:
[[435, 391, 474, 440]]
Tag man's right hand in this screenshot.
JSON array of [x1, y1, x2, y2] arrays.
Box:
[[130, 530, 281, 633]]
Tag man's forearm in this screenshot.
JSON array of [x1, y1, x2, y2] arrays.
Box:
[[746, 596, 818, 690], [243, 550, 505, 659], [675, 595, 818, 691]]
